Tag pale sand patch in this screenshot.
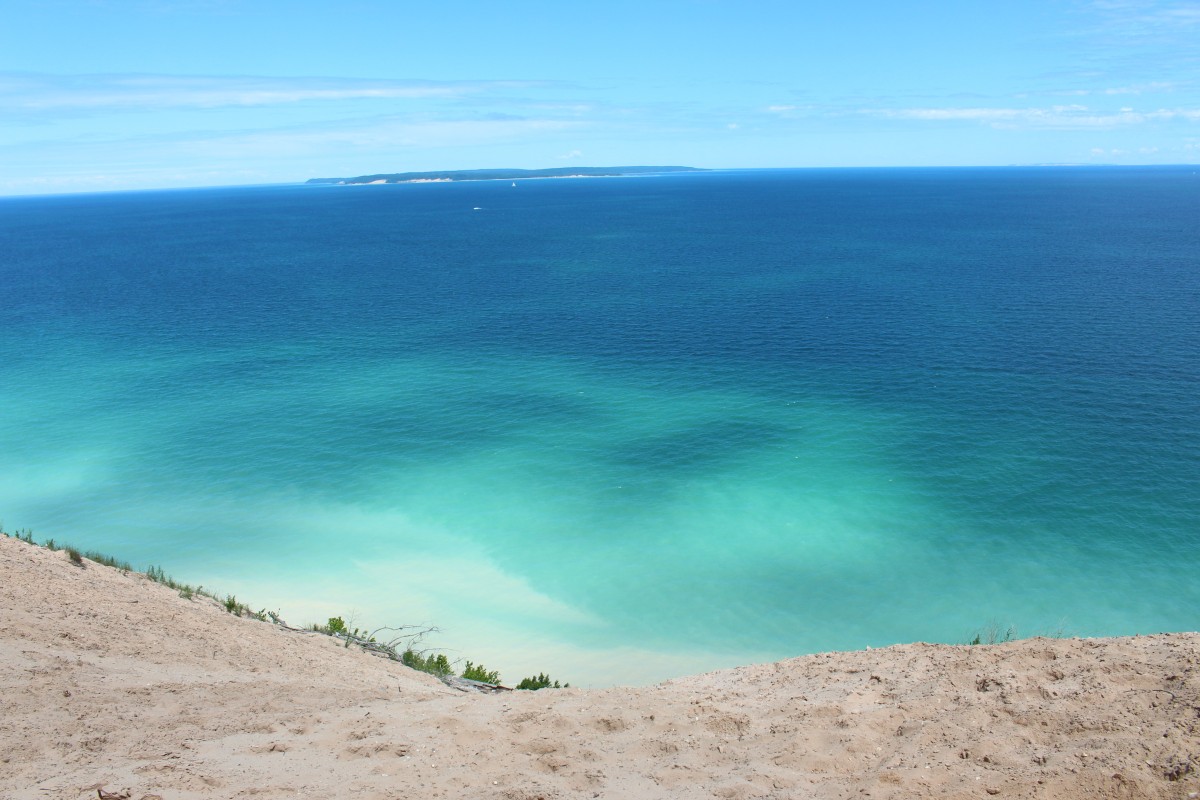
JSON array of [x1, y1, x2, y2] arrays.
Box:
[[2, 534, 1197, 799]]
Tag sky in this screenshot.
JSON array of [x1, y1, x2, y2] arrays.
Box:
[[1, 0, 1199, 195]]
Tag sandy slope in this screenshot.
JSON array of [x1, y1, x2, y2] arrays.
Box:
[[2, 534, 1197, 800]]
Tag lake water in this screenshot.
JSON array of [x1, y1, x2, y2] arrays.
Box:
[[2, 167, 1197, 685]]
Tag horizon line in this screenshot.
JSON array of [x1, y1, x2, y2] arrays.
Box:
[[4, 162, 1198, 200]]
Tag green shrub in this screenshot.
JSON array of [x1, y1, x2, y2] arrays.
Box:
[[145, 566, 203, 599], [83, 550, 131, 572], [966, 622, 1017, 646], [461, 661, 500, 684], [401, 649, 453, 677], [223, 595, 249, 616], [515, 672, 568, 690], [65, 547, 83, 565], [308, 615, 379, 644]]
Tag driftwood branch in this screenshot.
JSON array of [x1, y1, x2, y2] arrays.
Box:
[[322, 624, 442, 663]]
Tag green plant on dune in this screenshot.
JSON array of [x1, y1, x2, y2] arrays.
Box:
[[966, 622, 1018, 646], [223, 594, 251, 617], [515, 673, 568, 690], [401, 648, 453, 677], [311, 616, 380, 647], [146, 564, 210, 603], [4, 525, 565, 686], [460, 661, 501, 684], [83, 550, 131, 572]]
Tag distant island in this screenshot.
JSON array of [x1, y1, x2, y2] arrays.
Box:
[[306, 166, 706, 185]]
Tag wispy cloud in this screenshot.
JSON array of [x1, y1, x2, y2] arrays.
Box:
[[1086, 0, 1200, 37], [0, 73, 542, 113], [0, 112, 591, 193], [4, 110, 589, 162], [864, 103, 1200, 128], [1103, 81, 1177, 94], [1047, 81, 1179, 96], [181, 116, 588, 159], [1052, 2, 1200, 90]]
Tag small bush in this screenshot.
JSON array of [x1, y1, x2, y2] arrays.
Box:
[[65, 547, 83, 565], [515, 672, 568, 690], [83, 550, 131, 572], [966, 622, 1017, 646], [147, 566, 203, 598], [223, 595, 248, 616], [402, 649, 453, 677], [461, 661, 500, 684], [146, 564, 174, 586], [309, 615, 378, 643]]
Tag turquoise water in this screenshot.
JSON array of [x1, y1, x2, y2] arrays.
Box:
[[2, 168, 1197, 685]]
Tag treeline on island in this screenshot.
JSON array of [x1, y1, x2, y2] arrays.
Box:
[[306, 166, 705, 185]]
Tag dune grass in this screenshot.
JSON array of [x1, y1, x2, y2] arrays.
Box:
[[1, 523, 565, 689]]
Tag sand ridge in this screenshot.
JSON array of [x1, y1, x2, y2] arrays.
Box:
[[2, 534, 1197, 799]]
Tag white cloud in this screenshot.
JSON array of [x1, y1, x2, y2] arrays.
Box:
[[0, 113, 590, 194], [0, 167, 265, 195], [1061, 81, 1177, 97], [865, 103, 1200, 129], [531, 103, 593, 116], [1, 73, 539, 113], [1088, 0, 1200, 34], [179, 117, 588, 160]]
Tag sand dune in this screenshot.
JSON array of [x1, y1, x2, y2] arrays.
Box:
[[3, 534, 1197, 799]]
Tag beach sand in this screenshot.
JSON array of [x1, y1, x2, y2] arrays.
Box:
[[2, 533, 1197, 799]]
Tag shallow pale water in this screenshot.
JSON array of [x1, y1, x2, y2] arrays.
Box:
[[2, 168, 1197, 685]]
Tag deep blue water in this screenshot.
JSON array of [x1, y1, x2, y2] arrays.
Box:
[[2, 167, 1197, 685]]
